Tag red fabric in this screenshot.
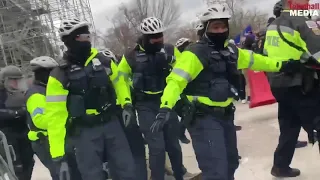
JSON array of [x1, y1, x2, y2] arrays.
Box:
[[247, 70, 276, 108]]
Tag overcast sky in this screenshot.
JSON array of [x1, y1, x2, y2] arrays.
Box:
[[88, 0, 317, 32]]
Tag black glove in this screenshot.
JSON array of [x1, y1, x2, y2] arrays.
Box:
[[122, 104, 136, 127], [53, 156, 70, 180], [150, 107, 172, 133], [15, 107, 26, 117], [279, 60, 302, 73]]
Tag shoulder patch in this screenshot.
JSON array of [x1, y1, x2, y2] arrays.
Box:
[[305, 20, 318, 28]]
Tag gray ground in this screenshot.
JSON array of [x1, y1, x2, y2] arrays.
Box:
[[31, 102, 320, 180]]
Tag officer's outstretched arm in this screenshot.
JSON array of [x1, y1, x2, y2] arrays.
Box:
[[237, 48, 282, 72], [161, 51, 203, 109], [45, 68, 69, 159], [109, 60, 132, 107], [26, 93, 47, 129]]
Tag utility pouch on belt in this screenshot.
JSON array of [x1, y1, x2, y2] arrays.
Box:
[[180, 95, 197, 128], [67, 95, 85, 117]]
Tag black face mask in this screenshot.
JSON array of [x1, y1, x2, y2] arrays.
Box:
[[144, 42, 163, 53], [142, 33, 164, 53], [64, 41, 91, 65], [34, 68, 52, 85], [206, 31, 228, 50]]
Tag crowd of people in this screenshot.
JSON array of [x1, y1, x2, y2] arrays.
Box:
[[0, 0, 320, 180]]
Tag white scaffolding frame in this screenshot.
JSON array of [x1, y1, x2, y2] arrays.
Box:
[[0, 0, 95, 73]]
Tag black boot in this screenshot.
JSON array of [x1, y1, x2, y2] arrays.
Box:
[[235, 125, 242, 131], [179, 134, 190, 144], [271, 167, 300, 177], [295, 140, 307, 148]]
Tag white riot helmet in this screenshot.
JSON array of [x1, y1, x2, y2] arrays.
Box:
[[199, 4, 231, 23], [30, 56, 59, 71], [175, 38, 191, 47], [228, 39, 235, 45], [139, 17, 166, 34], [59, 18, 90, 37], [100, 49, 117, 61], [195, 23, 204, 31]]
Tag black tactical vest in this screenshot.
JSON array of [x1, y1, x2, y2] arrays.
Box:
[[65, 54, 116, 118], [128, 44, 175, 92], [183, 41, 239, 102]]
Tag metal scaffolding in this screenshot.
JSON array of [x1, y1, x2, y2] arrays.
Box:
[[0, 0, 95, 72]]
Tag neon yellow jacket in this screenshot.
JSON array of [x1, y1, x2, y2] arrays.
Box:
[[117, 44, 181, 94], [160, 42, 283, 109], [45, 48, 131, 158], [26, 83, 48, 141], [264, 11, 320, 62]]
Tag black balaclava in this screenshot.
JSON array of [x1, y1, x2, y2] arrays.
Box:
[[62, 26, 91, 65], [205, 19, 229, 50], [141, 33, 164, 54], [177, 41, 191, 52], [34, 68, 52, 85]]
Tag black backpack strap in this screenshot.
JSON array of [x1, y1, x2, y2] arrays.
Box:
[[276, 17, 305, 52]]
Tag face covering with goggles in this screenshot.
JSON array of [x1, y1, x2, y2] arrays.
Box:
[[142, 33, 164, 53], [205, 19, 229, 50]]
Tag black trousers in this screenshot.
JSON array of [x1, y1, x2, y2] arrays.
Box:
[[239, 74, 246, 100], [272, 86, 320, 168]]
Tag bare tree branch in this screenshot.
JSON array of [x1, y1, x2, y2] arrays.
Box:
[[102, 0, 181, 53]]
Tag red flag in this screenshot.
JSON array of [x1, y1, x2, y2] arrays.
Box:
[[247, 70, 276, 108]]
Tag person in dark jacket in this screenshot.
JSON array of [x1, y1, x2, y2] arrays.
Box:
[[0, 65, 34, 180]]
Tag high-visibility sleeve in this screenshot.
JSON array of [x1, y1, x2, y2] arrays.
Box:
[[26, 93, 47, 129], [161, 51, 203, 109], [170, 47, 182, 67], [45, 68, 69, 158], [109, 60, 131, 107], [237, 48, 282, 72], [174, 47, 181, 58], [117, 55, 133, 95]]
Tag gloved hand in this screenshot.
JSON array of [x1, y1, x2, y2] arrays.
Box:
[[53, 156, 70, 180], [150, 107, 172, 133], [122, 103, 136, 127], [15, 107, 26, 118], [279, 60, 302, 73]]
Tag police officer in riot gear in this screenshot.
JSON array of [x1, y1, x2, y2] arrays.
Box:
[[117, 17, 185, 180], [45, 18, 135, 180], [26, 56, 82, 180], [264, 0, 320, 177], [175, 38, 192, 144], [0, 65, 34, 180], [150, 4, 306, 180], [99, 48, 148, 180]]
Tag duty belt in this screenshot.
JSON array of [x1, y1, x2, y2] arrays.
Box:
[[195, 103, 235, 118]]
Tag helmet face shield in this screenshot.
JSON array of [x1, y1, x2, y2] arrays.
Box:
[[4, 77, 28, 92]]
